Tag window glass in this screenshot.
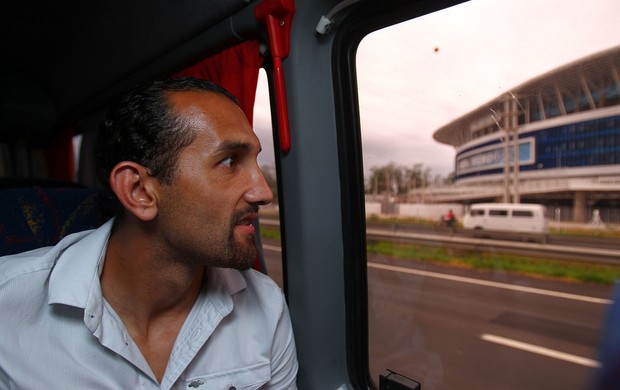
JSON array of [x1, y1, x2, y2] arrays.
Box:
[[253, 70, 283, 288], [513, 210, 534, 218], [357, 0, 620, 388]]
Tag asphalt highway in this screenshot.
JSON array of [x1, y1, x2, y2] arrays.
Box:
[[261, 240, 615, 389]]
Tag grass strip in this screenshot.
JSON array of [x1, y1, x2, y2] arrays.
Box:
[[260, 226, 620, 285], [367, 240, 620, 285], [260, 226, 281, 241]]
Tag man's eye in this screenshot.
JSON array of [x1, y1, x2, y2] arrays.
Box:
[[220, 156, 235, 167]]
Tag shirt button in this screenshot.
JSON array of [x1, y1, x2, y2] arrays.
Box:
[[188, 379, 204, 388]]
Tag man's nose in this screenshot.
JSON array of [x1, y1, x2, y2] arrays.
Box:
[[245, 168, 274, 206]]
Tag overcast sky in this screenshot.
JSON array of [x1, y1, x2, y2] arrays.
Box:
[[253, 0, 620, 177]]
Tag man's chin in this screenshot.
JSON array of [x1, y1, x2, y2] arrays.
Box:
[[228, 242, 257, 270]]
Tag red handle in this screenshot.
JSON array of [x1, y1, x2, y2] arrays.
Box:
[[255, 0, 295, 153]]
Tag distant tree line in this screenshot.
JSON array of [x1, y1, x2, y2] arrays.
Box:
[[260, 162, 455, 203], [365, 162, 455, 196]]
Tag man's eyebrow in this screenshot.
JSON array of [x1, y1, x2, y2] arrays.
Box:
[[215, 141, 252, 153]]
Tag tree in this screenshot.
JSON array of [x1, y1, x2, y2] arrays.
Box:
[[365, 162, 453, 197]]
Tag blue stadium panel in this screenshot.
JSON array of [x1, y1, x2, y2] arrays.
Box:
[[455, 114, 620, 180]]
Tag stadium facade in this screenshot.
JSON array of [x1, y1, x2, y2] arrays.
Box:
[[431, 45, 620, 224]]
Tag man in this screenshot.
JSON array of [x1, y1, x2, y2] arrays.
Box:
[[0, 78, 298, 389]]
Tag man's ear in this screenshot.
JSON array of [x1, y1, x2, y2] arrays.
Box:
[[109, 162, 159, 221]]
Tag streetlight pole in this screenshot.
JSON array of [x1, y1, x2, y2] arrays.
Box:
[[502, 95, 511, 203], [510, 94, 520, 204]]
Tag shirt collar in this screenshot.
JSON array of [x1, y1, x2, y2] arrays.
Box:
[[47, 219, 114, 309], [47, 219, 249, 309], [213, 267, 247, 296]]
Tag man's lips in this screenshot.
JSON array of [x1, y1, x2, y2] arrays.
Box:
[[235, 213, 258, 231]]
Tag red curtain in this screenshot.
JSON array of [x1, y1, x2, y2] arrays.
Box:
[[175, 40, 264, 125], [45, 127, 75, 182]]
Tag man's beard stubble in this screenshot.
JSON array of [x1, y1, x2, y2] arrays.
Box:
[[227, 234, 258, 271], [225, 206, 260, 271]]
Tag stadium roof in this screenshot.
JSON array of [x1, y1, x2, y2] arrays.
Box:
[[433, 45, 620, 148]]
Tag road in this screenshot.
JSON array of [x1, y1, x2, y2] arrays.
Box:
[[260, 240, 615, 389]]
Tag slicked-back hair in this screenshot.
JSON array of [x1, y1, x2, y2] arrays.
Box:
[[94, 77, 239, 217]]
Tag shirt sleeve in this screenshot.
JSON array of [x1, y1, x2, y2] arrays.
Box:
[[264, 295, 298, 389]]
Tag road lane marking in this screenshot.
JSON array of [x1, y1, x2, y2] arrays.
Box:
[[367, 262, 611, 304], [481, 333, 601, 368], [263, 244, 611, 305], [265, 242, 607, 369]]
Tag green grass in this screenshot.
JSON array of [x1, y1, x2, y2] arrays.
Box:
[[260, 226, 281, 241], [367, 240, 620, 285], [366, 214, 439, 226], [260, 225, 620, 284]]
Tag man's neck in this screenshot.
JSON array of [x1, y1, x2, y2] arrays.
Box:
[[100, 221, 205, 382], [101, 225, 204, 314]]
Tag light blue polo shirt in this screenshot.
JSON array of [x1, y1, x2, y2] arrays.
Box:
[[0, 219, 297, 389]]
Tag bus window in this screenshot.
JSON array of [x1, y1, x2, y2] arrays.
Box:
[[254, 69, 283, 288], [357, 0, 620, 388]]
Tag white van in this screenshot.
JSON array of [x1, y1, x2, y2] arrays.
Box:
[[462, 203, 549, 242]]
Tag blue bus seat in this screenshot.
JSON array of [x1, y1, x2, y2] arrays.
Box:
[[0, 187, 106, 256]]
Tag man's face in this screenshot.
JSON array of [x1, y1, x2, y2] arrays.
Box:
[[154, 91, 273, 270]]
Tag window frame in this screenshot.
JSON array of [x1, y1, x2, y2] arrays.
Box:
[[331, 0, 467, 387]]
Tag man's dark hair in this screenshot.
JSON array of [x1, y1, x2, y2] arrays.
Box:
[[94, 77, 239, 216]]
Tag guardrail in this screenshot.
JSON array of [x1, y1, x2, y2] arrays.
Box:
[[260, 218, 620, 265], [366, 229, 620, 265]]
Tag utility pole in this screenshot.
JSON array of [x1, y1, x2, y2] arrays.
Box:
[[502, 94, 511, 203], [510, 93, 520, 203]]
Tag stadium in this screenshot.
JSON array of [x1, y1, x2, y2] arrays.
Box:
[[429, 45, 620, 224]]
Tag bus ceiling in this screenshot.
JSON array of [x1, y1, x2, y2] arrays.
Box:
[[0, 0, 267, 139]]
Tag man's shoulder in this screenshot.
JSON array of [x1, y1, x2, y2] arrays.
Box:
[[242, 269, 287, 315], [0, 247, 59, 319], [0, 228, 95, 284], [0, 245, 58, 284]]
